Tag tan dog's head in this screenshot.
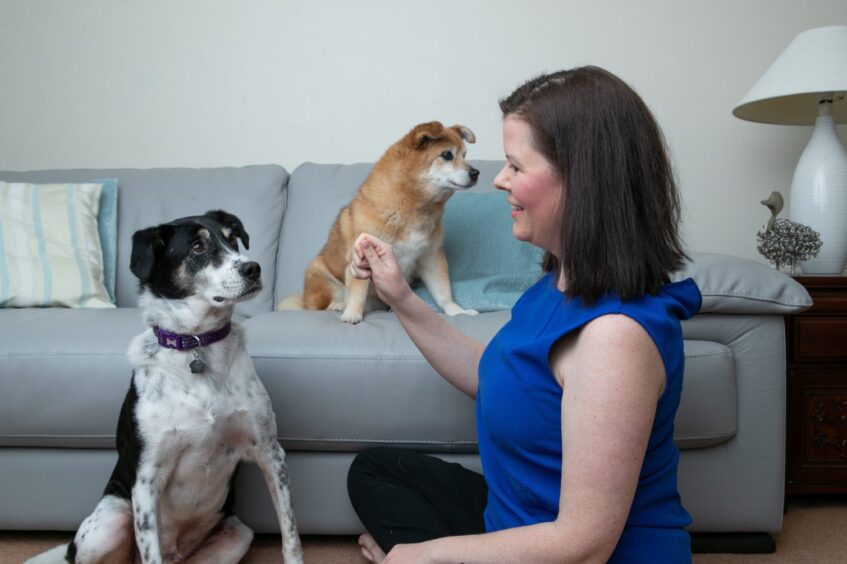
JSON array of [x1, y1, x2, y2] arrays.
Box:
[[399, 121, 479, 195]]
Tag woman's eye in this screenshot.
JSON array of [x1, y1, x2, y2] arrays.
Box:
[[441, 150, 454, 161], [192, 241, 206, 254]]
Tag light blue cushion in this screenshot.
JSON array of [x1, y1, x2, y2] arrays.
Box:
[[414, 191, 543, 312], [90, 179, 118, 302]]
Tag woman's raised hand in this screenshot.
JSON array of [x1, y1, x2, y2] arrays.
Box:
[[350, 233, 413, 309]]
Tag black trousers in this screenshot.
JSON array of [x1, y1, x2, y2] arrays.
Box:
[[347, 447, 488, 552]]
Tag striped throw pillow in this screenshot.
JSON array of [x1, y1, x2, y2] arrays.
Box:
[[0, 181, 114, 308]]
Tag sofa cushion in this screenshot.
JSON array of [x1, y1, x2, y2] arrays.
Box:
[[0, 308, 139, 448], [0, 307, 739, 452], [675, 251, 812, 315], [243, 310, 738, 453], [243, 309, 505, 453], [0, 165, 288, 318], [275, 160, 508, 305]]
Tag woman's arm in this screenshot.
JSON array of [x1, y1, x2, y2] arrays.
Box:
[[351, 234, 485, 398], [384, 313, 665, 563]]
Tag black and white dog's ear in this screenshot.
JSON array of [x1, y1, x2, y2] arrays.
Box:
[[130, 224, 174, 282], [204, 210, 250, 250]]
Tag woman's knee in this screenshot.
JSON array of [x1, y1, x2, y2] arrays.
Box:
[[347, 447, 406, 492]]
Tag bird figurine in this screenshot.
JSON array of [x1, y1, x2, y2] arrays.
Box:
[[760, 191, 784, 232], [756, 190, 822, 273]]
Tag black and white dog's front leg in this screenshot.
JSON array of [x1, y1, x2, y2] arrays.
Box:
[[132, 454, 174, 564], [253, 438, 303, 564]]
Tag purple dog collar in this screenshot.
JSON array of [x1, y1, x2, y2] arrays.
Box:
[[153, 322, 232, 351]]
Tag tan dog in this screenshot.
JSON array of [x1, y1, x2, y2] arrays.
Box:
[[278, 121, 480, 324]]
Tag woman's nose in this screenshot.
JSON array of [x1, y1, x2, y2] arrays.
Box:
[[493, 165, 509, 191]]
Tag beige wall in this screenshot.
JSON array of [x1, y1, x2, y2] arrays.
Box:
[[1, 0, 846, 263]]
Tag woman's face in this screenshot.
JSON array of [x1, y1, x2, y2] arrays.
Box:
[[494, 115, 564, 256]]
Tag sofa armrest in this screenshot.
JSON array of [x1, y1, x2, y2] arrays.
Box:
[[675, 252, 812, 315]]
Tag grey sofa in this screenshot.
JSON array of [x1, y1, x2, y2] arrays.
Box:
[[0, 162, 812, 540]]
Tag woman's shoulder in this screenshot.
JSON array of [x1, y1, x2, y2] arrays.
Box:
[[563, 278, 701, 373], [571, 313, 658, 365], [613, 277, 701, 325], [551, 312, 665, 394]]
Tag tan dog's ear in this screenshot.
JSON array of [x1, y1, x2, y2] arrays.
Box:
[[412, 121, 445, 148], [451, 125, 476, 144]]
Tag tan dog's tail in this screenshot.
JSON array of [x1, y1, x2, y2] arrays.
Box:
[[276, 293, 305, 310]]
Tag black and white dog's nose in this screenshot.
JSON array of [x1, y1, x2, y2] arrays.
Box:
[[239, 261, 261, 281], [469, 167, 480, 181]]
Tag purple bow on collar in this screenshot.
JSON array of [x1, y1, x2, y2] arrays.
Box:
[[153, 323, 232, 351]]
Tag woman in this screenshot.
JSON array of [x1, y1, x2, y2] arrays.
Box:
[[346, 66, 701, 563]]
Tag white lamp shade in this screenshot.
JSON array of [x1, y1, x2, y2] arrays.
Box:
[[733, 25, 847, 124]]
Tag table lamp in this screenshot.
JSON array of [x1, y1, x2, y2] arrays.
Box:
[[733, 24, 847, 274]]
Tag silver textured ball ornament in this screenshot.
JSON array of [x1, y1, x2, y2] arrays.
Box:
[[756, 191, 822, 273]]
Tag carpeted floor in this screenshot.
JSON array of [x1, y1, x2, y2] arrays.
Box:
[[2, 496, 844, 563]]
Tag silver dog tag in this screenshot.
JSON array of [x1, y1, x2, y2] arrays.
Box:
[[190, 348, 206, 373]]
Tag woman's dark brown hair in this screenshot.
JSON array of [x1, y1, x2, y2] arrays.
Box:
[[499, 66, 688, 304]]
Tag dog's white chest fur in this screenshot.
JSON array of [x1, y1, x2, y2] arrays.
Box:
[[392, 227, 436, 279], [130, 331, 275, 532]]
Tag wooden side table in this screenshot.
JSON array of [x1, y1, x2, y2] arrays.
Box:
[[786, 275, 847, 494]]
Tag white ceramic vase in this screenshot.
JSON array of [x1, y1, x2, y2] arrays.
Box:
[[789, 103, 847, 275]]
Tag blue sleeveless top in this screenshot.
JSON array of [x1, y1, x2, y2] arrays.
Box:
[[476, 273, 701, 563]]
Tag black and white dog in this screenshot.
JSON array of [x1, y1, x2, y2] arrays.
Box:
[[29, 211, 303, 564]]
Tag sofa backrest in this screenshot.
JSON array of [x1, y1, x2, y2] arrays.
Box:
[[0, 165, 288, 318], [275, 160, 506, 303]]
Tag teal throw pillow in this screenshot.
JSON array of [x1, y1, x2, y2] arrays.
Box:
[[413, 191, 543, 312], [90, 179, 118, 302]]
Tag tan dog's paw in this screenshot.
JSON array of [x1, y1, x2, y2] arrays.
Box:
[[443, 303, 479, 317], [340, 307, 364, 324], [328, 300, 344, 312]]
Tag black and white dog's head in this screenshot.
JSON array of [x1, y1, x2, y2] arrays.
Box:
[[130, 210, 262, 307]]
